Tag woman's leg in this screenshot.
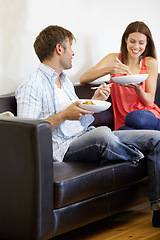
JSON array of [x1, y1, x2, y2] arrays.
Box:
[[125, 110, 160, 130], [118, 125, 134, 130], [64, 126, 143, 162]]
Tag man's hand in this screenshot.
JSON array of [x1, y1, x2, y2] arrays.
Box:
[[46, 101, 93, 131], [92, 83, 112, 101], [63, 101, 94, 121]]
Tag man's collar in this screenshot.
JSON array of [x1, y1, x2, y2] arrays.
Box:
[[38, 62, 66, 79], [38, 62, 57, 77]]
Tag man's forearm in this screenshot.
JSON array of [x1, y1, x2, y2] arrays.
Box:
[[46, 111, 66, 131]]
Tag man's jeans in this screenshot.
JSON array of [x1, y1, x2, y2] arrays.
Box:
[[64, 127, 160, 210]]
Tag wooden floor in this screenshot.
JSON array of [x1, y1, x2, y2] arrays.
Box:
[[52, 202, 160, 240]]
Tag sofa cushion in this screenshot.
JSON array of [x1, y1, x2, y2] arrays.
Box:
[[53, 159, 148, 209], [0, 111, 14, 117]]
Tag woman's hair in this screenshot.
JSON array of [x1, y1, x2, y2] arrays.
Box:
[[34, 25, 75, 62], [120, 21, 157, 63]]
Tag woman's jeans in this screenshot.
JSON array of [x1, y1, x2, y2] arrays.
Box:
[[64, 126, 160, 210], [119, 110, 160, 130]]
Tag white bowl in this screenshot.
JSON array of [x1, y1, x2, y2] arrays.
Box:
[[112, 74, 149, 84], [79, 99, 111, 113]]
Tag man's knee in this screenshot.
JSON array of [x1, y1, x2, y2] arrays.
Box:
[[94, 126, 117, 143]]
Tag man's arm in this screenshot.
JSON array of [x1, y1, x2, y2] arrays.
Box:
[[91, 83, 112, 101], [46, 100, 93, 131]]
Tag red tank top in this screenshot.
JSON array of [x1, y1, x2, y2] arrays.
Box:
[[110, 55, 160, 130]]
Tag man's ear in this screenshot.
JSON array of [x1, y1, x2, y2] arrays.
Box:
[[55, 44, 63, 55]]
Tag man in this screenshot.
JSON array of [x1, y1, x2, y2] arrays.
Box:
[[16, 25, 160, 227]]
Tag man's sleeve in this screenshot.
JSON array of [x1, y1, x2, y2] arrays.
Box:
[[16, 83, 42, 119]]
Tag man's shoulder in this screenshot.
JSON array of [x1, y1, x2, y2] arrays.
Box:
[[20, 69, 44, 87], [15, 68, 44, 97]]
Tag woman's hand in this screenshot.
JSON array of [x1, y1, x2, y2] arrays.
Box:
[[119, 82, 143, 90], [92, 83, 113, 101], [112, 60, 131, 75]]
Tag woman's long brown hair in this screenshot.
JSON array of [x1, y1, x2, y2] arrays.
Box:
[[120, 21, 157, 64]]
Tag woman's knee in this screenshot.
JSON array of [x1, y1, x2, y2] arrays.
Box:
[[125, 110, 158, 130]]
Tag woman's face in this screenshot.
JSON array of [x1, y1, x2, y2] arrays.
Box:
[[125, 32, 147, 59]]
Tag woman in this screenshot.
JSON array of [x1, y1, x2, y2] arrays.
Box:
[[80, 21, 160, 131]]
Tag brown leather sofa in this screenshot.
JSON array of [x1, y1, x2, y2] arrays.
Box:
[[0, 74, 159, 240]]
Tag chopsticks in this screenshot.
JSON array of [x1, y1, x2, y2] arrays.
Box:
[[116, 58, 132, 75], [91, 83, 113, 90], [91, 58, 132, 90]]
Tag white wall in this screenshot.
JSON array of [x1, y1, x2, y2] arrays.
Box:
[[0, 0, 160, 94]]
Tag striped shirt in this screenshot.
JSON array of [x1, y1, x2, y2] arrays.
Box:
[[15, 63, 94, 162]]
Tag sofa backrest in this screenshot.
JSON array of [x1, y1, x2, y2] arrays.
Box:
[[155, 73, 160, 107], [0, 73, 159, 130], [0, 94, 17, 116]]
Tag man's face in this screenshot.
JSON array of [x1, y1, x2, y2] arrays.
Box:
[[60, 38, 75, 70]]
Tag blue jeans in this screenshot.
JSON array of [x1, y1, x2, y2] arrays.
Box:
[[119, 110, 160, 130], [64, 127, 160, 210]]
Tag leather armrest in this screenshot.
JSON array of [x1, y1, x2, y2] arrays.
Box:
[[0, 116, 53, 240], [155, 73, 160, 107]]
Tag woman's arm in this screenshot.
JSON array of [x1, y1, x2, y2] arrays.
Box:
[[128, 57, 158, 106], [145, 57, 158, 104], [80, 53, 118, 83], [80, 53, 131, 83]]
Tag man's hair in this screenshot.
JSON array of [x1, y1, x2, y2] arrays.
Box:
[[34, 25, 75, 62]]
